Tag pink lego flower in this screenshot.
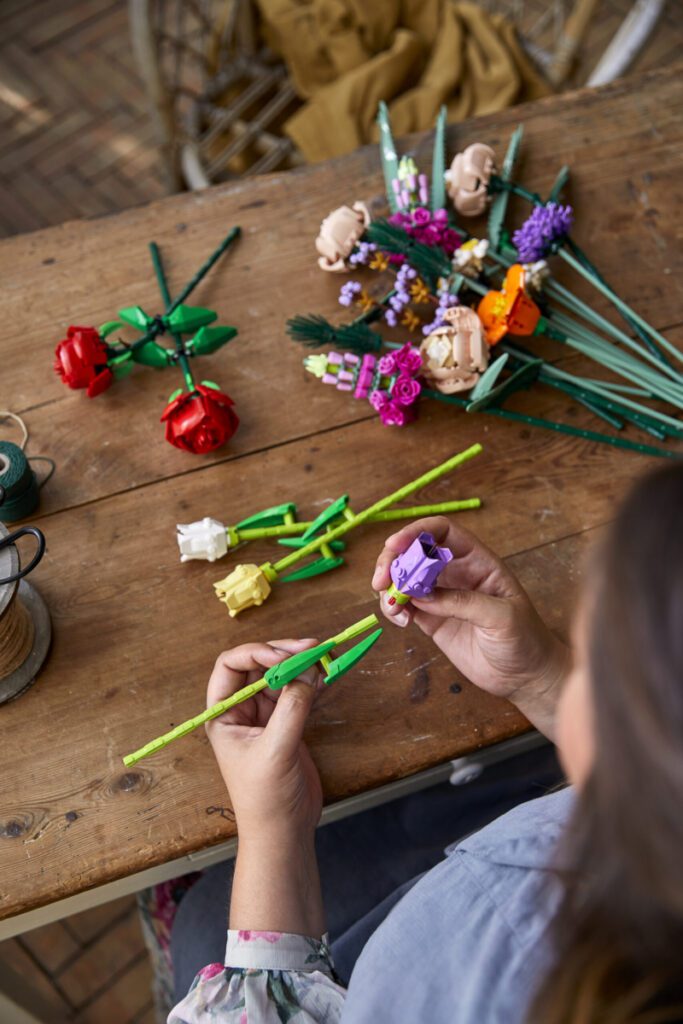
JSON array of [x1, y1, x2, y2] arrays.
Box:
[[391, 374, 421, 406]]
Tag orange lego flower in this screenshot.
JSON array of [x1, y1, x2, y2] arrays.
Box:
[[477, 264, 541, 345]]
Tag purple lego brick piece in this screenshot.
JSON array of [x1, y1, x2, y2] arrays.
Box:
[[389, 531, 453, 598]]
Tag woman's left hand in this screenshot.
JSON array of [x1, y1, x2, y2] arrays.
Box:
[[205, 639, 323, 842]]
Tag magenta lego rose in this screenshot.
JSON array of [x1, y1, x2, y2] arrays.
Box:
[[377, 352, 398, 375], [394, 343, 423, 376], [391, 374, 422, 407], [379, 400, 409, 427]]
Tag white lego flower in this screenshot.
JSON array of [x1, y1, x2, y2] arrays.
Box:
[[176, 517, 228, 563], [452, 237, 489, 271]]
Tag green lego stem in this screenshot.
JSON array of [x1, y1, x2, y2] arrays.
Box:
[[424, 390, 680, 460], [149, 241, 195, 392], [229, 501, 481, 544], [166, 227, 241, 315], [269, 446, 483, 575], [557, 248, 683, 367], [122, 676, 269, 767], [122, 613, 380, 766]]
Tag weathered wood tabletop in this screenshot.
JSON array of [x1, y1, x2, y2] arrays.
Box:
[[0, 65, 681, 924]]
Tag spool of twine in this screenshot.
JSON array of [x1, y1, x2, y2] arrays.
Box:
[[0, 589, 35, 678], [0, 441, 40, 523]]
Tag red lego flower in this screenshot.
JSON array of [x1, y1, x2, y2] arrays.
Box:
[[54, 326, 113, 397], [161, 384, 239, 454]]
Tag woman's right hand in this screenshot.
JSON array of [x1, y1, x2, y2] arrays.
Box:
[[372, 517, 570, 738]]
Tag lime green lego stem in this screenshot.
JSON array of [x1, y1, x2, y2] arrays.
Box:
[[228, 500, 481, 544], [122, 677, 269, 767], [122, 613, 380, 767], [269, 446, 483, 575]]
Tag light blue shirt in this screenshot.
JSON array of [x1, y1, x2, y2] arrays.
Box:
[[170, 788, 574, 1023]]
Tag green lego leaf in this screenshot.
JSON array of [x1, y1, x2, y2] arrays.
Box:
[[287, 314, 382, 354], [99, 320, 125, 339], [118, 306, 154, 330], [468, 353, 509, 402], [301, 495, 350, 541], [377, 101, 400, 213], [488, 125, 523, 252], [132, 341, 172, 368], [323, 628, 383, 686], [466, 359, 542, 413], [280, 556, 344, 582], [264, 639, 337, 690], [111, 359, 134, 380], [188, 324, 237, 355], [167, 388, 183, 403], [365, 220, 450, 289], [430, 105, 447, 213], [166, 304, 217, 333], [237, 503, 298, 529], [548, 165, 570, 203], [200, 380, 220, 390]]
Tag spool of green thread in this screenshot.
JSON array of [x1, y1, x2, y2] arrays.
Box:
[[0, 442, 40, 523]]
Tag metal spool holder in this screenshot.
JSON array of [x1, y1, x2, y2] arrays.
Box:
[[0, 521, 51, 704]]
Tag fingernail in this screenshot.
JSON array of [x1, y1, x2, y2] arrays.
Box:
[[393, 609, 410, 627], [371, 566, 382, 588]]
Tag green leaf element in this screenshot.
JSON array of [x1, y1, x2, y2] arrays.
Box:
[[188, 325, 237, 355], [167, 304, 217, 333], [488, 125, 523, 252], [468, 353, 509, 402], [200, 380, 221, 390], [377, 101, 399, 213], [118, 306, 153, 330], [132, 342, 172, 368], [99, 320, 125, 339], [430, 105, 447, 213], [548, 165, 570, 203], [167, 388, 183, 403], [111, 360, 134, 380]]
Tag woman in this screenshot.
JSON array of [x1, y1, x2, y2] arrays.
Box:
[[169, 464, 683, 1023]]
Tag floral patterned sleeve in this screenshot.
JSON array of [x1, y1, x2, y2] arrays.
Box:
[[168, 930, 347, 1023]]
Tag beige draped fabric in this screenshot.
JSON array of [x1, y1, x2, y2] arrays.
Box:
[[255, 0, 550, 162]]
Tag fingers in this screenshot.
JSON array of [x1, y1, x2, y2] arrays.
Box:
[[263, 679, 317, 760], [379, 590, 414, 628], [371, 516, 451, 591], [411, 587, 512, 630], [207, 643, 281, 707], [372, 516, 521, 601], [207, 639, 321, 708]]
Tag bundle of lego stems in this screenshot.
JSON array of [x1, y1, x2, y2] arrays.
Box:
[[176, 443, 482, 616]]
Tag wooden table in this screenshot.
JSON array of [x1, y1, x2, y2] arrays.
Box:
[[1, 65, 681, 937]]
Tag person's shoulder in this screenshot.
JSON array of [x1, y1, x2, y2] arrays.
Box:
[[453, 787, 575, 870]]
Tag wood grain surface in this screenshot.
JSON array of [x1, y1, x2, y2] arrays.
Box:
[[0, 65, 681, 921]]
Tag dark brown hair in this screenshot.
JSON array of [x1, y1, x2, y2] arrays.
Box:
[[531, 463, 683, 1024]]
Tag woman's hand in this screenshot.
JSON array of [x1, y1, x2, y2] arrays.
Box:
[[205, 638, 324, 840], [372, 517, 570, 738], [206, 639, 327, 937]]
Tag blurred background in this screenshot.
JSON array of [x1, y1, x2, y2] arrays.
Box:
[[1, 0, 682, 239]]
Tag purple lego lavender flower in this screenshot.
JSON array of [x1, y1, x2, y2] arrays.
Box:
[[512, 203, 574, 262], [384, 308, 398, 327], [339, 280, 362, 307], [349, 241, 377, 266]]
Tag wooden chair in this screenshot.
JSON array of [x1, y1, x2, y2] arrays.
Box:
[[129, 0, 303, 191]]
